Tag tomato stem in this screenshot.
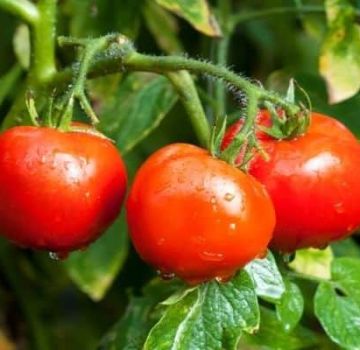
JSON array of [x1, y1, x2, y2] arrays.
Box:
[[0, 0, 39, 25], [166, 71, 210, 148]]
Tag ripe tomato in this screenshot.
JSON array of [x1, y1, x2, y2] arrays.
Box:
[[126, 143, 275, 284], [222, 111, 360, 252], [0, 126, 127, 253]]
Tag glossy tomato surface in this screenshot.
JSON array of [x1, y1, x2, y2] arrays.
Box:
[[126, 143, 275, 284], [222, 111, 360, 252], [0, 126, 127, 252]]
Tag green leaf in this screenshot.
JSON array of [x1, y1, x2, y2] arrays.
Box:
[[13, 24, 30, 69], [0, 65, 22, 107], [331, 258, 360, 304], [98, 279, 181, 350], [320, 0, 360, 103], [245, 251, 285, 302], [153, 0, 221, 37], [276, 280, 304, 332], [332, 238, 360, 258], [315, 257, 360, 349], [144, 270, 259, 350], [315, 282, 360, 350], [99, 73, 178, 154], [143, 1, 183, 54], [289, 247, 334, 280], [64, 212, 128, 301], [240, 307, 319, 350]]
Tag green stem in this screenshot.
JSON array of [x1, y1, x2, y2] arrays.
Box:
[[0, 0, 39, 25], [166, 71, 210, 148], [0, 241, 50, 350], [30, 0, 57, 84], [215, 0, 231, 116], [124, 52, 297, 113]]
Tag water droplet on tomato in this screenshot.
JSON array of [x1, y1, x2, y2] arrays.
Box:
[[157, 271, 175, 281], [49, 251, 69, 261], [200, 251, 224, 262], [215, 274, 233, 283], [224, 193, 235, 201], [229, 223, 237, 231], [334, 202, 345, 214]]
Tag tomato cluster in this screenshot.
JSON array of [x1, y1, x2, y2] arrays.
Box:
[[0, 110, 359, 285]]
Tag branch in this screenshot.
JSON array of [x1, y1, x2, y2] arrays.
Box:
[[0, 0, 39, 25]]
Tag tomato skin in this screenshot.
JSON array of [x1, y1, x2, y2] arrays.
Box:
[[222, 111, 360, 252], [126, 143, 275, 284], [0, 126, 127, 252]]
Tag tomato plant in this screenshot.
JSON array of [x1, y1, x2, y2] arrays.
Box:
[[0, 1, 359, 350]]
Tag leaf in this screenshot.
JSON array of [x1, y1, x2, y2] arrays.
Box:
[[98, 279, 181, 350], [276, 280, 304, 332], [289, 247, 334, 280], [0, 65, 22, 107], [315, 282, 360, 350], [332, 238, 360, 258], [320, 0, 360, 103], [331, 258, 360, 304], [315, 257, 360, 349], [99, 73, 178, 154], [143, 1, 183, 54], [13, 24, 30, 69], [153, 0, 221, 37], [240, 307, 319, 350], [64, 212, 128, 301], [245, 251, 285, 302], [144, 270, 259, 350]]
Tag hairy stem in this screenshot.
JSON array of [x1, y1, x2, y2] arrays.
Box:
[[166, 71, 210, 148], [0, 0, 39, 25]]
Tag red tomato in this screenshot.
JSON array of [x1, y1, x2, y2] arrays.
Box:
[[0, 126, 127, 253], [126, 143, 275, 284], [222, 111, 360, 252]]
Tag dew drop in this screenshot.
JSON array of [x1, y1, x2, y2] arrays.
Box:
[[229, 223, 237, 231], [200, 251, 224, 262], [49, 251, 69, 261], [157, 271, 176, 281], [224, 193, 235, 202], [215, 274, 233, 283]]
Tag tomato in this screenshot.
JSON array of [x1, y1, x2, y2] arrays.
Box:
[[126, 143, 275, 284], [222, 111, 360, 252], [0, 126, 127, 253]]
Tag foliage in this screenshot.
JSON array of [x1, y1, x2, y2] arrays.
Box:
[[0, 0, 359, 349]]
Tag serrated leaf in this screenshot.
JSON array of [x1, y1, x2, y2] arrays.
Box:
[[154, 0, 221, 37], [315, 282, 360, 350], [245, 251, 285, 302], [240, 307, 319, 350], [99, 73, 177, 154], [276, 280, 304, 332], [289, 247, 333, 280], [143, 1, 183, 54], [64, 212, 128, 301], [13, 24, 30, 69], [320, 0, 360, 103], [144, 270, 259, 350]]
